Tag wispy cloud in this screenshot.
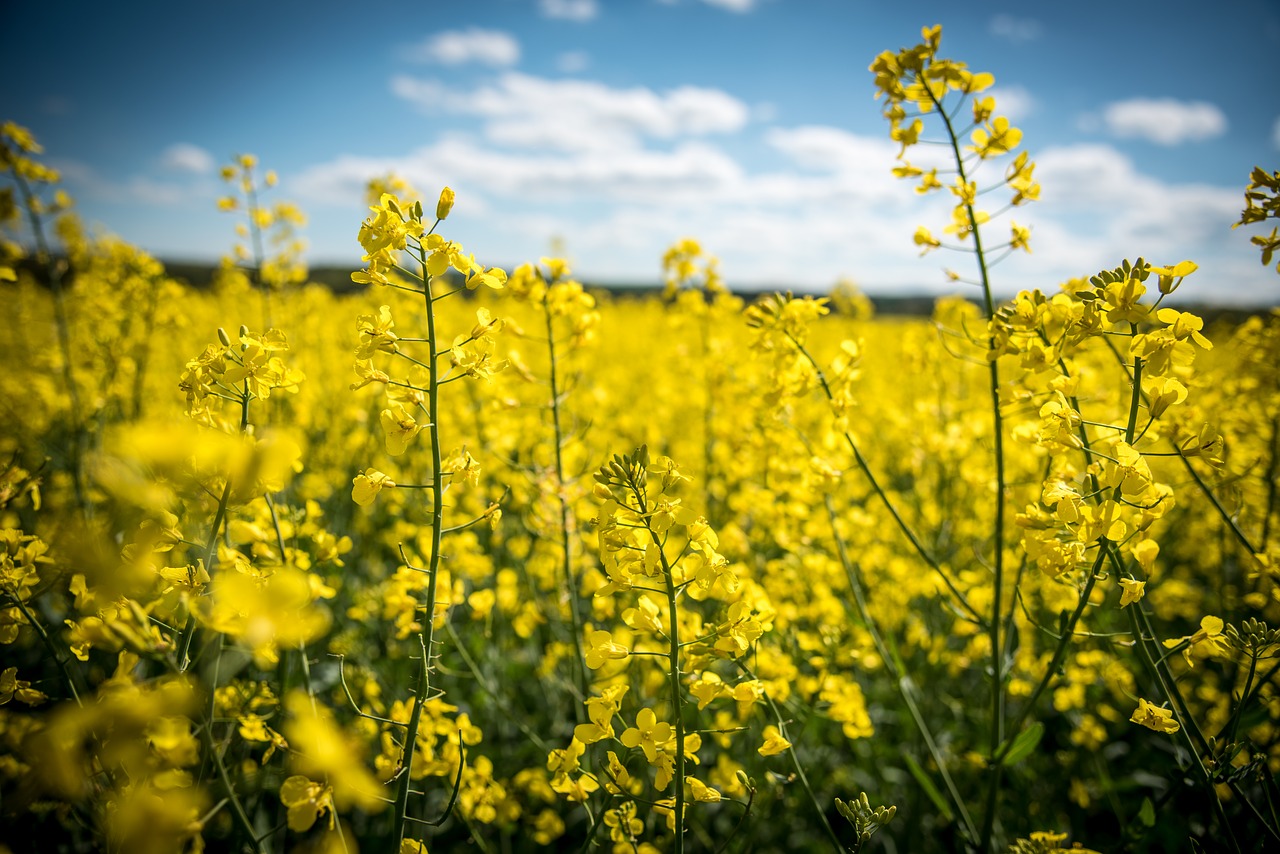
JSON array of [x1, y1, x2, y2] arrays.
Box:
[[1098, 98, 1227, 145], [986, 86, 1036, 122], [405, 28, 520, 66], [159, 143, 215, 174], [539, 0, 598, 21], [293, 129, 1263, 302], [556, 51, 590, 74], [390, 72, 750, 151], [988, 14, 1042, 44], [701, 0, 758, 11], [54, 158, 205, 207]]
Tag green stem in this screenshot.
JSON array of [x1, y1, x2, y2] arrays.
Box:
[[993, 549, 1103, 760], [199, 720, 266, 854], [1227, 651, 1258, 752], [632, 480, 687, 853], [543, 286, 589, 717], [789, 336, 983, 625], [822, 494, 979, 843], [925, 82, 1007, 854], [7, 590, 86, 704], [738, 660, 844, 852], [13, 170, 87, 514], [392, 230, 447, 849], [179, 387, 249, 672]]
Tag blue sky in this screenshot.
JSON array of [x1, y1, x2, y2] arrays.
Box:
[[4, 0, 1279, 303]]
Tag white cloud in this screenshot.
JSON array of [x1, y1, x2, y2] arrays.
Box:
[[556, 51, 590, 73], [293, 137, 745, 208], [989, 14, 1042, 43], [292, 131, 1270, 301], [406, 28, 520, 66], [391, 72, 750, 152], [987, 86, 1035, 122], [55, 158, 203, 207], [701, 0, 756, 11], [539, 0, 597, 21], [1100, 98, 1227, 145], [1024, 143, 1244, 288], [765, 126, 896, 179], [159, 143, 215, 174]]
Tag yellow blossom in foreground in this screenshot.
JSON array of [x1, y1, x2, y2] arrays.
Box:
[[1162, 615, 1226, 666], [758, 725, 791, 756], [352, 469, 395, 506], [1118, 578, 1146, 607], [1130, 698, 1179, 734], [279, 775, 335, 832]]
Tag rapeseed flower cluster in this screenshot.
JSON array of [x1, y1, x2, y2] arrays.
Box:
[[1, 24, 1278, 852]]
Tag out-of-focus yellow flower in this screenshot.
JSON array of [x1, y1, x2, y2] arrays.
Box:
[[1130, 697, 1179, 734]]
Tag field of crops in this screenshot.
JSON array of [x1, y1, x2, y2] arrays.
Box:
[[2, 27, 1280, 854]]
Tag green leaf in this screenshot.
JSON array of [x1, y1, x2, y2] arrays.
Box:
[[901, 751, 953, 823], [1000, 722, 1044, 767], [1138, 797, 1156, 828]]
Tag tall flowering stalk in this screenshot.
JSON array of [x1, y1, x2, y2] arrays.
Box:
[[504, 258, 601, 716], [872, 26, 1037, 849], [348, 187, 506, 847], [1, 123, 85, 512], [217, 154, 308, 330]]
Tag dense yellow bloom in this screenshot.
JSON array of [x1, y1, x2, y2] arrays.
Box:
[[970, 117, 1022, 158], [758, 725, 791, 756], [352, 468, 395, 505], [1130, 698, 1179, 734], [620, 708, 673, 765], [279, 775, 335, 832], [585, 628, 629, 669], [1118, 578, 1146, 607]]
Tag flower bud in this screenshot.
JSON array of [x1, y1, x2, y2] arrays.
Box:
[[216, 327, 231, 347], [436, 186, 455, 221]]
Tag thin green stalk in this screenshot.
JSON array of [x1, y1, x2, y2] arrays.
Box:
[[629, 475, 687, 853], [789, 335, 983, 625], [242, 168, 272, 330], [8, 591, 86, 704], [995, 549, 1104, 756], [13, 170, 87, 514], [392, 232, 448, 848], [179, 384, 249, 672], [822, 494, 979, 844], [199, 720, 266, 854], [1099, 334, 1261, 556], [737, 660, 844, 852], [923, 84, 1008, 854], [543, 287, 589, 717], [1228, 651, 1258, 752], [1121, 601, 1245, 852], [1217, 656, 1280, 745]]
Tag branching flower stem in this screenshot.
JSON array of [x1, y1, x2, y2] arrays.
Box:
[[179, 382, 250, 672], [13, 169, 87, 514], [391, 231, 448, 848], [821, 493, 979, 844], [736, 659, 844, 852], [786, 334, 982, 625], [626, 468, 688, 854], [542, 285, 589, 716], [921, 83, 1010, 854]]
